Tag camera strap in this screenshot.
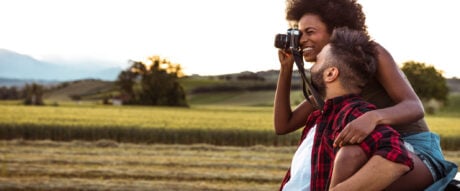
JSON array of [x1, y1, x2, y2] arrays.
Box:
[[291, 49, 325, 110]]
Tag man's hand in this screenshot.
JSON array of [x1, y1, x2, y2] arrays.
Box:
[[334, 112, 377, 147]]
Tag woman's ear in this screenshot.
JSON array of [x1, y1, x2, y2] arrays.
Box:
[[324, 67, 339, 82]]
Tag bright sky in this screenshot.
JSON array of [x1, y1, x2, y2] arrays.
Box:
[[1, 0, 459, 78]]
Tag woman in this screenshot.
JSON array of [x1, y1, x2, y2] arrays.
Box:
[[274, 0, 457, 190]]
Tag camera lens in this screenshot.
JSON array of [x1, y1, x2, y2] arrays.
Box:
[[274, 34, 289, 51]]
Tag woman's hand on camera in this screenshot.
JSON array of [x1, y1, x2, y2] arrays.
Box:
[[278, 50, 294, 67]]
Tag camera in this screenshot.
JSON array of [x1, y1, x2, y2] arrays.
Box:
[[274, 28, 301, 52]]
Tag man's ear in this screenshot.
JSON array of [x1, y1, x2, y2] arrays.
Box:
[[324, 67, 339, 82]]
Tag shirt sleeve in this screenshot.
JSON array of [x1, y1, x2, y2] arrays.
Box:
[[343, 104, 414, 170], [359, 125, 414, 170]]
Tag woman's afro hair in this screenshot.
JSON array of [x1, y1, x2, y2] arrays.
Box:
[[286, 0, 367, 34]]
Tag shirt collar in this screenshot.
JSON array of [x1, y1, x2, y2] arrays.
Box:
[[321, 94, 360, 114]]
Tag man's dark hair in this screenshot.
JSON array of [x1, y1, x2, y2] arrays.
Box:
[[327, 27, 377, 91], [286, 0, 367, 34]]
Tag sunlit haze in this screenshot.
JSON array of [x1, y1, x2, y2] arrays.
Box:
[[1, 0, 459, 78]]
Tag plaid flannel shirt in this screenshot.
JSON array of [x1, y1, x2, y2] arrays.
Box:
[[280, 94, 414, 191]]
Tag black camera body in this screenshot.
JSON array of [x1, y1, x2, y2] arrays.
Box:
[[274, 28, 301, 52]]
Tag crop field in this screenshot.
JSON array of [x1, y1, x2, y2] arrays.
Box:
[[0, 101, 459, 149], [0, 104, 301, 146]]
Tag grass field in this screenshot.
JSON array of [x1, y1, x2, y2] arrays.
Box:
[[1, 101, 460, 149], [2, 71, 460, 191], [0, 140, 458, 191], [1, 85, 460, 190], [0, 140, 290, 191], [0, 104, 300, 147]]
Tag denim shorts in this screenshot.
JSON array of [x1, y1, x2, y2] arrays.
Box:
[[401, 132, 458, 191]]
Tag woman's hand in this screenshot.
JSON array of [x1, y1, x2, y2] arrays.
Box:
[[333, 112, 378, 147], [278, 50, 294, 68]]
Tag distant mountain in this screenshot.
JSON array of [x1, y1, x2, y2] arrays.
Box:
[[447, 78, 460, 93], [0, 48, 122, 81], [0, 77, 60, 88]]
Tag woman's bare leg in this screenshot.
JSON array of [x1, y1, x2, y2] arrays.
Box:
[[330, 145, 412, 191], [385, 152, 433, 191]]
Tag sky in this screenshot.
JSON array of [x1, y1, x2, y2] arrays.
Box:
[[0, 0, 459, 78]]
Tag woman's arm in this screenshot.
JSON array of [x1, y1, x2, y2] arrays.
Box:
[[334, 44, 424, 146], [371, 44, 425, 124], [273, 50, 315, 135]]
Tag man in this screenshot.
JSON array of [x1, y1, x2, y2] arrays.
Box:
[[280, 27, 414, 191]]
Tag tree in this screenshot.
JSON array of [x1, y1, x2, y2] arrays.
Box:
[[115, 56, 188, 107], [23, 83, 45, 105], [0, 86, 22, 100], [115, 61, 139, 102], [401, 61, 448, 102]]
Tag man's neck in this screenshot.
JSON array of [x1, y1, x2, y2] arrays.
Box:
[[324, 84, 359, 101]]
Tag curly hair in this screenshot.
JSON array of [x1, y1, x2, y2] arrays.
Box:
[[327, 27, 377, 90], [286, 0, 367, 34]]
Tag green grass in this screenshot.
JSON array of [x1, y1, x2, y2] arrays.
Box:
[[188, 91, 276, 106], [188, 90, 304, 106], [179, 77, 227, 92], [441, 92, 460, 113], [44, 79, 115, 101], [188, 91, 243, 105]]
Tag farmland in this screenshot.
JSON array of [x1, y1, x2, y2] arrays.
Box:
[[1, 102, 460, 149], [0, 140, 291, 191], [0, 97, 459, 190], [0, 104, 300, 146], [0, 92, 460, 149], [1, 78, 459, 190]]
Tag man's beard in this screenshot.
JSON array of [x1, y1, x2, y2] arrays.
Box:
[[310, 68, 326, 99]]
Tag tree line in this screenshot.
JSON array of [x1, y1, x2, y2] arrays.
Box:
[[0, 60, 450, 108], [0, 83, 45, 105]]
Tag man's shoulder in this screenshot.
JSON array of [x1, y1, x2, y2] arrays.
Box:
[[340, 97, 376, 113], [333, 98, 376, 125]]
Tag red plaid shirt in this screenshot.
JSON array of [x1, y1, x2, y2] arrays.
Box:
[[280, 94, 414, 191]]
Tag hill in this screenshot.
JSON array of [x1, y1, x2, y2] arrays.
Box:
[[447, 78, 460, 92], [0, 77, 60, 88], [37, 73, 303, 106], [43, 79, 116, 101], [8, 70, 460, 106], [0, 48, 121, 81]]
